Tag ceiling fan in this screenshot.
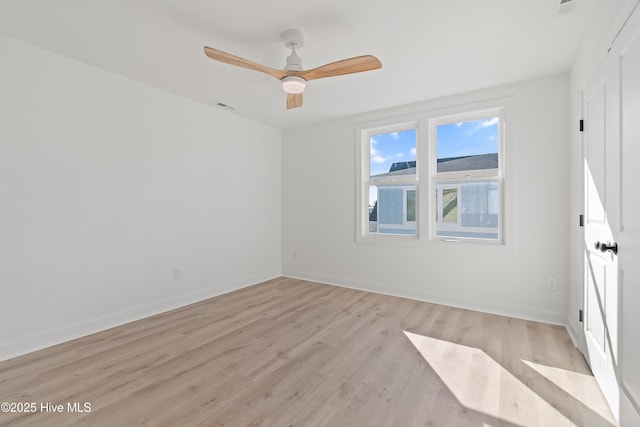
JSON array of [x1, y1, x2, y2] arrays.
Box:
[[204, 29, 382, 110]]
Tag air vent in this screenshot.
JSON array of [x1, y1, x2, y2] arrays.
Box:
[[215, 102, 235, 111], [557, 0, 577, 14]]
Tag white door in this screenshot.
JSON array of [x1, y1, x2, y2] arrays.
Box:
[[583, 4, 640, 424], [583, 48, 620, 418]]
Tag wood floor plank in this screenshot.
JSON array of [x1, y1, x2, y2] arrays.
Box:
[[0, 278, 616, 426]]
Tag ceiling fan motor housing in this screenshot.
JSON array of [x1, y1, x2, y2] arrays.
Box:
[[286, 51, 303, 71], [283, 29, 304, 72]]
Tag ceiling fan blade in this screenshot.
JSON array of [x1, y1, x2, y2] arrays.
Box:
[[204, 46, 287, 80], [286, 93, 303, 109], [299, 55, 382, 81]]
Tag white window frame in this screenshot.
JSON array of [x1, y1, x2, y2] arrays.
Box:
[[356, 118, 421, 243], [429, 107, 506, 244]]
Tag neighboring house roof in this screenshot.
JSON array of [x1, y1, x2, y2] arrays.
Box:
[[437, 153, 498, 173], [372, 167, 417, 179], [371, 153, 498, 179], [389, 161, 416, 172]]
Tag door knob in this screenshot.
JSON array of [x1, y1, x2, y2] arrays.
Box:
[[595, 241, 618, 255]]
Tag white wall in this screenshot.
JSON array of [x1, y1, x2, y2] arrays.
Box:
[[567, 0, 639, 348], [0, 35, 282, 360], [282, 75, 570, 325]]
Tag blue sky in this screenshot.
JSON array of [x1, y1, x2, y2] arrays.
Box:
[[437, 117, 499, 159], [369, 129, 416, 176]]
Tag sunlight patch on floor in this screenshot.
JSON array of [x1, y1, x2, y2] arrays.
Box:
[[403, 331, 577, 427], [522, 359, 616, 424]]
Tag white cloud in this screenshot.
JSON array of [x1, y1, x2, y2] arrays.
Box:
[[390, 132, 399, 139], [371, 155, 386, 164], [410, 147, 416, 155], [370, 136, 380, 157], [397, 153, 405, 158], [456, 122, 464, 127], [479, 117, 499, 128]]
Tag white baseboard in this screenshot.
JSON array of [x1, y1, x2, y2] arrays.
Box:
[[2, 270, 573, 362], [621, 381, 640, 426], [565, 317, 585, 353], [0, 273, 279, 362], [283, 269, 568, 326]]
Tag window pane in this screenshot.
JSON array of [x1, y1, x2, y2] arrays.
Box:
[[434, 114, 501, 241], [406, 190, 416, 222], [368, 184, 378, 233], [436, 179, 499, 239], [369, 184, 416, 235], [370, 129, 417, 179], [442, 189, 458, 223], [367, 128, 417, 237], [379, 187, 404, 224], [436, 118, 499, 172]]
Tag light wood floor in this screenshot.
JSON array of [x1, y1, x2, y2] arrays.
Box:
[[0, 278, 616, 426]]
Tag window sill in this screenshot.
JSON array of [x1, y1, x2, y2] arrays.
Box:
[[356, 232, 510, 253]]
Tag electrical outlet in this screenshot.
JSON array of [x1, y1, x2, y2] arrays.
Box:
[[547, 277, 557, 291], [173, 268, 182, 280]]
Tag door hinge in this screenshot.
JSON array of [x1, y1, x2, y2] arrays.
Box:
[[579, 119, 584, 132], [579, 309, 583, 322], [579, 214, 584, 227]]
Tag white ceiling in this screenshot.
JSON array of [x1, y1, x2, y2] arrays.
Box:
[[0, 0, 597, 130]]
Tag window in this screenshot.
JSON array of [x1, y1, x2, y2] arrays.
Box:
[[362, 125, 418, 237], [436, 185, 460, 225], [431, 110, 504, 241], [357, 104, 506, 245], [373, 185, 417, 234], [406, 190, 416, 221]]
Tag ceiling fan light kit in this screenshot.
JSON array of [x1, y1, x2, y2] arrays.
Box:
[[281, 76, 306, 94], [203, 28, 382, 110]]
